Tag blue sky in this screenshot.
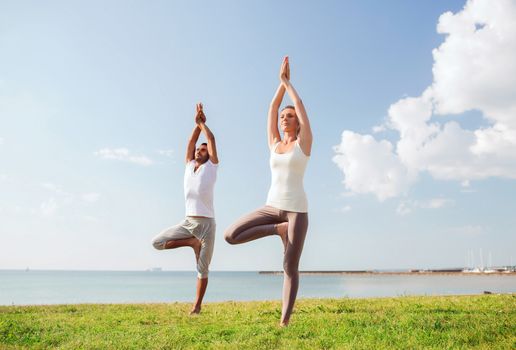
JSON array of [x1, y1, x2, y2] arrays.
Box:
[[1, 0, 515, 271]]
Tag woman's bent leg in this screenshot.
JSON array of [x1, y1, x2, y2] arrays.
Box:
[[224, 206, 284, 244], [281, 212, 308, 325]]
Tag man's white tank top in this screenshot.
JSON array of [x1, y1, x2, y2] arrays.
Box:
[[266, 140, 309, 213], [184, 160, 218, 218]]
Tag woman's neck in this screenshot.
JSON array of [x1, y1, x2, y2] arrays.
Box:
[[282, 131, 297, 143]]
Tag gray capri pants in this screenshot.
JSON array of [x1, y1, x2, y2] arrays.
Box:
[[151, 217, 216, 278]]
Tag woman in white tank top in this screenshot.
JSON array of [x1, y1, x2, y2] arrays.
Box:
[[224, 56, 312, 327]]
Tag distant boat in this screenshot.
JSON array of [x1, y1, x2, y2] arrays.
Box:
[[462, 267, 482, 273], [149, 267, 162, 272], [462, 249, 499, 273]]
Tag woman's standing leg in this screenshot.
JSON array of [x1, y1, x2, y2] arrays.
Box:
[[280, 212, 308, 325]]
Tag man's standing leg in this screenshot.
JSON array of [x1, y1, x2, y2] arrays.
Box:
[[190, 218, 216, 314], [190, 277, 208, 314]]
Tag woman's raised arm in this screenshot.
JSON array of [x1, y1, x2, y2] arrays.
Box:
[[268, 83, 285, 149], [281, 57, 312, 156]]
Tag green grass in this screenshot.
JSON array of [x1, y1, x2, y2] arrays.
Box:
[[0, 295, 514, 349]]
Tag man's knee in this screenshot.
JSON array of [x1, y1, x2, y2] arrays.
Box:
[[152, 239, 165, 250], [197, 257, 211, 279], [197, 270, 209, 279]]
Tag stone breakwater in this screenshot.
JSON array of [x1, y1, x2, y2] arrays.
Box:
[[259, 270, 516, 275]]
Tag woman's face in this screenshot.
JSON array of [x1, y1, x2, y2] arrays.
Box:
[[280, 108, 299, 133]]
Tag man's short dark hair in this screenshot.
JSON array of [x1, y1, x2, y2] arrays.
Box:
[[200, 143, 209, 160]]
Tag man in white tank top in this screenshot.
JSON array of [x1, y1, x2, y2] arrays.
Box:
[[151, 103, 219, 315]]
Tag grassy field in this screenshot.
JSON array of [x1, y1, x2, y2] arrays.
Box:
[[0, 294, 514, 349]]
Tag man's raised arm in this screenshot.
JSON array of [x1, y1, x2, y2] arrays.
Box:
[[185, 126, 201, 163], [196, 103, 218, 164], [198, 122, 218, 164], [185, 103, 204, 163]]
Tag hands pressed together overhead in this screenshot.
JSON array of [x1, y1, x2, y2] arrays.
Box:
[[195, 102, 206, 125], [279, 56, 291, 85], [189, 101, 219, 164]]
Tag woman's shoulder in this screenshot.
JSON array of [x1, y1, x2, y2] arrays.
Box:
[[269, 140, 281, 152], [296, 138, 311, 157]]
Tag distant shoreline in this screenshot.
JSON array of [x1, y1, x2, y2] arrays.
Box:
[[2, 269, 515, 276], [259, 270, 516, 276]]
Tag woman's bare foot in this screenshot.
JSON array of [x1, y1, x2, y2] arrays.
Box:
[[275, 223, 288, 251], [189, 305, 201, 315]]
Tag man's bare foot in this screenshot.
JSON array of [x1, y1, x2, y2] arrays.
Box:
[[279, 319, 289, 327], [192, 238, 202, 262], [189, 305, 201, 315], [275, 223, 288, 251]]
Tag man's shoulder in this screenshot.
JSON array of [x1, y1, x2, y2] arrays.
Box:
[[207, 159, 219, 167]]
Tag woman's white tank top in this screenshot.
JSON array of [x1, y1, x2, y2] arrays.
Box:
[[266, 140, 309, 213]]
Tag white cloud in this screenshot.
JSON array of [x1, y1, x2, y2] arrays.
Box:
[[95, 148, 153, 166], [39, 183, 100, 217], [41, 183, 73, 201], [460, 180, 477, 193], [432, 1, 516, 124], [41, 182, 57, 191], [420, 198, 454, 209], [157, 149, 174, 158], [396, 198, 454, 215], [0, 137, 3, 145], [340, 205, 352, 213], [333, 0, 516, 200], [372, 125, 386, 133], [40, 197, 58, 218], [396, 201, 412, 216], [333, 131, 417, 201], [0, 203, 23, 215], [42, 182, 64, 193], [81, 192, 101, 203]]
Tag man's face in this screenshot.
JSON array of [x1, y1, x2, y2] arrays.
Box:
[[195, 144, 209, 164]]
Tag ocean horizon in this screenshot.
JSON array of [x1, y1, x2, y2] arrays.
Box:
[[1, 269, 515, 306]]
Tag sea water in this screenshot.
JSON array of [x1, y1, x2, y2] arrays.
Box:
[[1, 270, 515, 305]]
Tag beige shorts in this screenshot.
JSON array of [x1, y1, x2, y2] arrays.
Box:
[[152, 217, 216, 278]]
